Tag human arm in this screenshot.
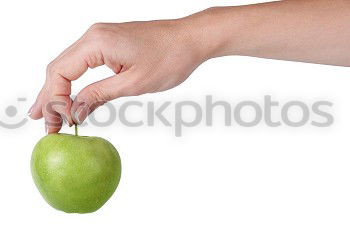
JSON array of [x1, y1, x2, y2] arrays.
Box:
[[28, 0, 350, 133]]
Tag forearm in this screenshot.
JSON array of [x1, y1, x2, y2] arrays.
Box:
[[30, 0, 350, 132], [184, 0, 350, 66]]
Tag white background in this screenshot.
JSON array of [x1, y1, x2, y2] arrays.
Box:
[[1, 0, 350, 231]]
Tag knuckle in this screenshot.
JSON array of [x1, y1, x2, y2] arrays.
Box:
[[46, 61, 57, 75], [86, 23, 122, 47], [87, 87, 109, 103], [46, 61, 64, 78], [88, 23, 106, 32], [87, 23, 110, 40]]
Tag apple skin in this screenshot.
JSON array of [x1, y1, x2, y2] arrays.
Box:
[[31, 133, 121, 213]]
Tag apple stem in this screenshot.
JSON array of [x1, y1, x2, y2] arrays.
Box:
[[75, 124, 78, 136]]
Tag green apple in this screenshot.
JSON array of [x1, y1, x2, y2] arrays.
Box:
[[31, 130, 121, 213]]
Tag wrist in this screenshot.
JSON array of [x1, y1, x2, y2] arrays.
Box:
[[178, 7, 242, 61]]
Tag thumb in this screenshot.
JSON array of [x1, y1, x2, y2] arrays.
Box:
[[71, 70, 142, 124]]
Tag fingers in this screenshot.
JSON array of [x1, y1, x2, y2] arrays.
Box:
[[71, 70, 144, 124], [43, 100, 63, 134], [30, 91, 73, 133], [28, 90, 44, 120], [50, 96, 74, 126], [29, 26, 107, 133]]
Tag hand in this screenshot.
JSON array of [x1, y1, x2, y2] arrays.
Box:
[[30, 1, 350, 134], [28, 18, 207, 133]]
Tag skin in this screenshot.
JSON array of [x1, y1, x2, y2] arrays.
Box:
[[28, 0, 350, 133]]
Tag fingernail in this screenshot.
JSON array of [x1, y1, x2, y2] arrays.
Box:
[[61, 114, 70, 126], [74, 103, 89, 125], [63, 117, 68, 125], [74, 111, 82, 125], [28, 105, 33, 116]]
